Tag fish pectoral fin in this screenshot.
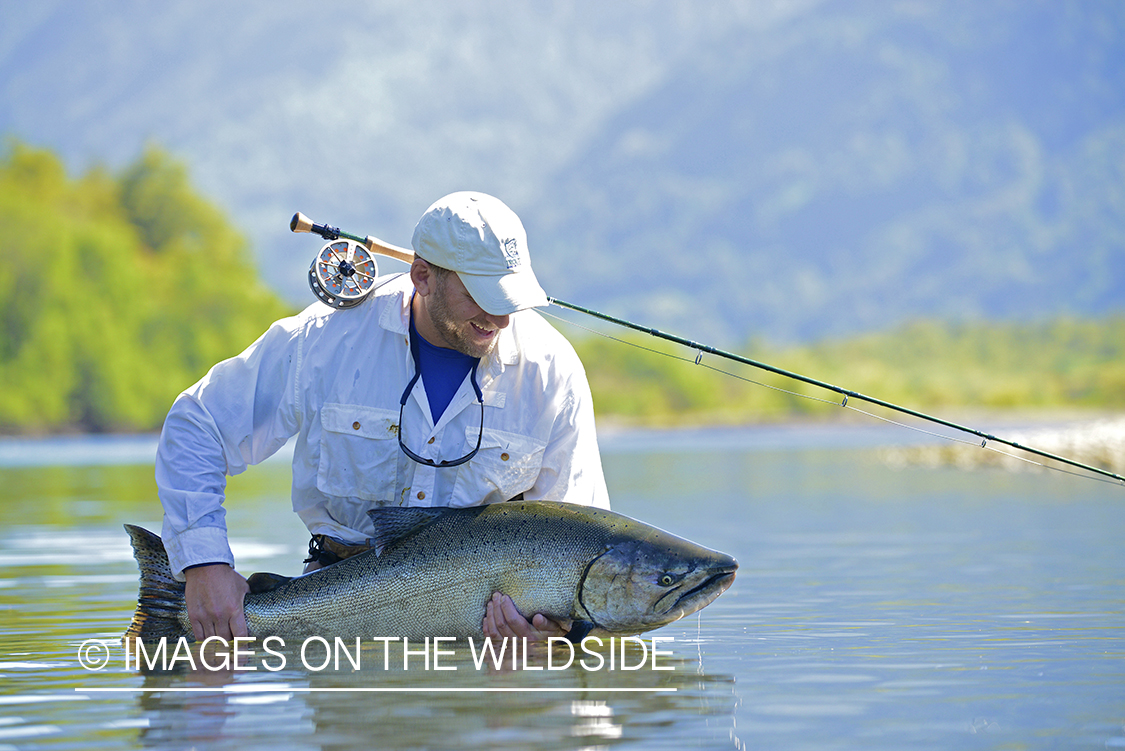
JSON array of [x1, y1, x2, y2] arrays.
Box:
[[365, 507, 448, 554], [564, 620, 596, 644], [246, 572, 293, 594]]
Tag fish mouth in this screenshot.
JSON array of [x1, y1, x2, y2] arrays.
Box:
[[653, 563, 737, 617], [674, 569, 736, 610]]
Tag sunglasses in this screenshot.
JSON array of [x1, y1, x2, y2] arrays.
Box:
[[397, 335, 484, 468]]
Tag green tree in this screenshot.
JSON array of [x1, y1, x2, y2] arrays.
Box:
[[0, 140, 292, 433]]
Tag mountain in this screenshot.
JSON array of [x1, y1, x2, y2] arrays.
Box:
[[2, 0, 1122, 345], [535, 1, 1125, 342]]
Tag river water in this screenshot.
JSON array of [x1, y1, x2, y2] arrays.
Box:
[[0, 423, 1122, 750]]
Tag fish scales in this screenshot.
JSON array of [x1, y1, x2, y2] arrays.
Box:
[[125, 501, 737, 642], [242, 504, 614, 638]]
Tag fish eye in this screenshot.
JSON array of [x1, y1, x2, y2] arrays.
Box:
[[659, 573, 677, 586]]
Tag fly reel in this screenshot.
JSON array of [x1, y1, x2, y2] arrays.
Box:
[[308, 239, 378, 308], [291, 211, 416, 309]]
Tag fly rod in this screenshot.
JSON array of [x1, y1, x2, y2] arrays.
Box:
[[546, 298, 1124, 484], [290, 212, 1125, 486]]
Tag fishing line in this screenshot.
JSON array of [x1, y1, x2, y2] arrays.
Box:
[[287, 211, 1124, 488], [544, 308, 1124, 486], [542, 303, 1125, 488], [541, 307, 997, 450]]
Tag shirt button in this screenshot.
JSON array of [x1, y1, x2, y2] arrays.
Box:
[[427, 437, 435, 444], [417, 491, 426, 500], [352, 421, 361, 430], [500, 453, 510, 461]]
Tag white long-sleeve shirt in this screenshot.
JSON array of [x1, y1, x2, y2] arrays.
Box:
[[156, 273, 610, 579]]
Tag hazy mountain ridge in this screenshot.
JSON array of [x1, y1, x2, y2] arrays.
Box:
[[536, 1, 1125, 343], [1, 0, 1121, 345]]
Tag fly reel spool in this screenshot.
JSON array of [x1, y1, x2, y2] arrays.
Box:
[[291, 211, 416, 309], [307, 239, 378, 309]]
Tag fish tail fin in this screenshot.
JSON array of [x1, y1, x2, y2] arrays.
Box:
[[123, 524, 190, 642]]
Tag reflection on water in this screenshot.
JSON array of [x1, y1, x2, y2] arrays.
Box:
[[0, 426, 1123, 750], [121, 641, 735, 751]]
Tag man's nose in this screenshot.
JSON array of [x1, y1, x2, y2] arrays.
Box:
[[485, 313, 510, 330]]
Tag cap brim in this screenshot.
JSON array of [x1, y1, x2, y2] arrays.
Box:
[[458, 269, 549, 316]]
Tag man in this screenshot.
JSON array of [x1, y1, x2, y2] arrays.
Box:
[[156, 191, 610, 642]]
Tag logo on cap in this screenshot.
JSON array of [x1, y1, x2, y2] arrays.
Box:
[[502, 238, 521, 270]]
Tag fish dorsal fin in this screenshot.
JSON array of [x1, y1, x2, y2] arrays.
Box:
[[246, 572, 293, 594], [366, 507, 448, 554]]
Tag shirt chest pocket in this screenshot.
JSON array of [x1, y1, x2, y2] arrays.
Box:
[[451, 427, 546, 506], [317, 403, 401, 503]]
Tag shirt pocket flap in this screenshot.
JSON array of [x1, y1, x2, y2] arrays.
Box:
[[468, 426, 546, 467], [321, 403, 399, 440]]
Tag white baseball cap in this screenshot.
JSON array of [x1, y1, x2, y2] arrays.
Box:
[[411, 191, 549, 315]]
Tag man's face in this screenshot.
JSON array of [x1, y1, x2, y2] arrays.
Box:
[[424, 270, 511, 359]]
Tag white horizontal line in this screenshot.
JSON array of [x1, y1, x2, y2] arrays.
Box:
[[76, 687, 675, 693]]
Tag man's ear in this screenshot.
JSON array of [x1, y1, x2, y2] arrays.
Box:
[[410, 258, 435, 297]]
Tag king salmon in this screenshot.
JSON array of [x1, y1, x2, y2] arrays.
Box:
[[125, 501, 737, 641]]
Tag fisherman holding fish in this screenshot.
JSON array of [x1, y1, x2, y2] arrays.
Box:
[[155, 192, 610, 643]]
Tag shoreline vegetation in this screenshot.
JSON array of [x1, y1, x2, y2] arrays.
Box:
[[568, 325, 1125, 477], [2, 140, 1123, 479], [569, 316, 1125, 429]]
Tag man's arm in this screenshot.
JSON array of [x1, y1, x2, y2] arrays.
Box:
[[157, 314, 306, 636], [527, 372, 610, 509], [479, 327, 608, 640]]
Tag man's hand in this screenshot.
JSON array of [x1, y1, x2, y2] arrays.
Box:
[[184, 564, 250, 641], [482, 592, 571, 642]]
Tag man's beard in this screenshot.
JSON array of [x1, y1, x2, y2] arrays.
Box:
[[426, 275, 498, 359]]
